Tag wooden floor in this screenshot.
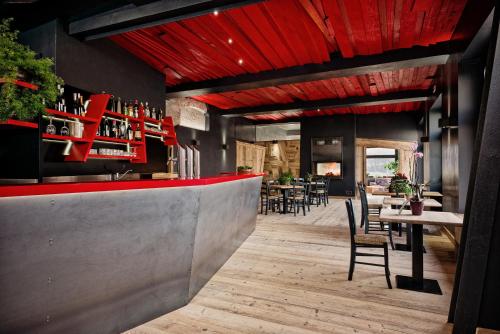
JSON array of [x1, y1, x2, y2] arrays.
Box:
[[125, 198, 457, 334]]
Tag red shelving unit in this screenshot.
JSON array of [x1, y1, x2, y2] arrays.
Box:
[[162, 117, 177, 146], [0, 119, 38, 129]]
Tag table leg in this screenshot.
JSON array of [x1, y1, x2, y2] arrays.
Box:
[[282, 190, 288, 214], [395, 224, 442, 294], [394, 223, 426, 253]]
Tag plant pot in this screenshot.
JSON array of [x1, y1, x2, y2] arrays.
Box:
[[410, 199, 424, 216], [238, 169, 253, 175]]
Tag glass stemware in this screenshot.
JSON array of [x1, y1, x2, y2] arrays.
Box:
[[60, 121, 70, 136], [46, 117, 56, 135]]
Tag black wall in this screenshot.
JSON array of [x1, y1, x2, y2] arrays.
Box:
[[429, 97, 443, 192], [300, 112, 421, 196]]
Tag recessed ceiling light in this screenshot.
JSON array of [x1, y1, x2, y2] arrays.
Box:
[[228, 38, 233, 44], [213, 9, 219, 16], [238, 58, 243, 65]]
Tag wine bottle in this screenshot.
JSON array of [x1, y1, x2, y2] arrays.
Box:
[[110, 95, 115, 112], [111, 120, 118, 138], [116, 97, 122, 114], [158, 108, 163, 120], [144, 102, 150, 118], [79, 95, 85, 116], [128, 101, 133, 117], [104, 118, 110, 137], [133, 100, 139, 118], [134, 123, 141, 140], [120, 121, 127, 139], [151, 107, 156, 120], [73, 93, 78, 115], [127, 123, 133, 141]]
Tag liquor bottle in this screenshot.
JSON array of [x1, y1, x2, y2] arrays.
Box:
[[134, 123, 141, 140], [127, 101, 133, 117], [111, 120, 118, 138], [144, 102, 150, 118], [79, 95, 85, 116], [109, 95, 115, 112], [158, 108, 163, 120], [127, 123, 133, 141], [122, 101, 127, 115], [151, 107, 156, 120], [104, 118, 110, 137], [116, 97, 122, 114], [139, 102, 144, 118], [120, 121, 127, 140], [73, 93, 78, 115], [133, 100, 139, 118]]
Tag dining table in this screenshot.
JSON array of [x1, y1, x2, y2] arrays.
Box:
[[270, 184, 304, 214], [379, 209, 463, 294]]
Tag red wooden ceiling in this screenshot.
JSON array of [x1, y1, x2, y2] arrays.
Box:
[[193, 66, 438, 109], [110, 0, 470, 120]]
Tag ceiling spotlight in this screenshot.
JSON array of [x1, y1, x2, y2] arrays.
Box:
[[228, 38, 233, 44], [238, 58, 243, 65], [213, 9, 219, 16]]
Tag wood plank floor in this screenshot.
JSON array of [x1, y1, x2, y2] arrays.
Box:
[[124, 198, 457, 334]]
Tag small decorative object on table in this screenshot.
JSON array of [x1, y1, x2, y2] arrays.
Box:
[[278, 171, 294, 185], [237, 165, 253, 175], [408, 143, 425, 215]]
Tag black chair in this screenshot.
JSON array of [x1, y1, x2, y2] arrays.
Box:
[[358, 183, 395, 250], [310, 177, 327, 207], [260, 180, 280, 215], [286, 182, 308, 216], [345, 199, 392, 289]]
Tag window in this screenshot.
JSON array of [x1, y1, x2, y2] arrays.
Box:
[[366, 148, 398, 178]]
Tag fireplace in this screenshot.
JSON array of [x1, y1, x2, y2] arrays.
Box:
[[316, 162, 342, 177]]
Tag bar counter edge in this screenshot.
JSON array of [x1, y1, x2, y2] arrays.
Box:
[[0, 174, 263, 334]]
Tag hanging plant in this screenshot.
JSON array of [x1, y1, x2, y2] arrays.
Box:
[[0, 18, 63, 121]]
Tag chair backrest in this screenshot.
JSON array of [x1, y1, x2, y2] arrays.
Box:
[[345, 199, 356, 242], [292, 182, 306, 198], [357, 183, 369, 230]]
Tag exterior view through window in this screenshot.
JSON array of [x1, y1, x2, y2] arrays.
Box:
[[366, 148, 397, 178]]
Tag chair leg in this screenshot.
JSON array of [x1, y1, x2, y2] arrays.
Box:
[[388, 225, 395, 250], [398, 223, 402, 237], [293, 201, 297, 216], [383, 244, 392, 289], [260, 196, 263, 214], [265, 199, 269, 215], [302, 200, 306, 216], [323, 194, 327, 207], [348, 246, 355, 281]]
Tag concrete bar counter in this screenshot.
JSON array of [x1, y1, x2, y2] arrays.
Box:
[[0, 174, 262, 334]]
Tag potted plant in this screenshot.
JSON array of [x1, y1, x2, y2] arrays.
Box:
[[408, 143, 425, 215], [0, 18, 63, 121], [237, 166, 253, 175], [278, 171, 294, 185], [389, 172, 411, 197]]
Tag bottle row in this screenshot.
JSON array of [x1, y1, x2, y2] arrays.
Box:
[[89, 148, 137, 158], [108, 96, 164, 121], [53, 85, 90, 116], [97, 118, 142, 141]]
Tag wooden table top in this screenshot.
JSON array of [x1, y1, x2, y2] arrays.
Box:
[[422, 191, 443, 197], [379, 209, 463, 226], [367, 196, 387, 208], [372, 190, 444, 198], [271, 184, 304, 190], [383, 198, 442, 208]]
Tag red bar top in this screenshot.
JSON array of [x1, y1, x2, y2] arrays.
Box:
[[0, 174, 263, 198]]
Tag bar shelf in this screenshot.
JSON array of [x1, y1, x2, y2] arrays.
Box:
[[42, 133, 90, 143], [87, 154, 134, 160], [0, 119, 39, 129], [45, 109, 98, 123], [104, 110, 141, 123]]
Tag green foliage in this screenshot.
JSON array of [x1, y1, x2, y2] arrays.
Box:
[[0, 18, 63, 121], [384, 160, 399, 175], [237, 165, 253, 171], [278, 171, 294, 185]]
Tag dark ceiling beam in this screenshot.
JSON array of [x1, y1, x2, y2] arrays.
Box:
[[166, 41, 465, 98], [69, 0, 264, 40], [219, 90, 433, 117]]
